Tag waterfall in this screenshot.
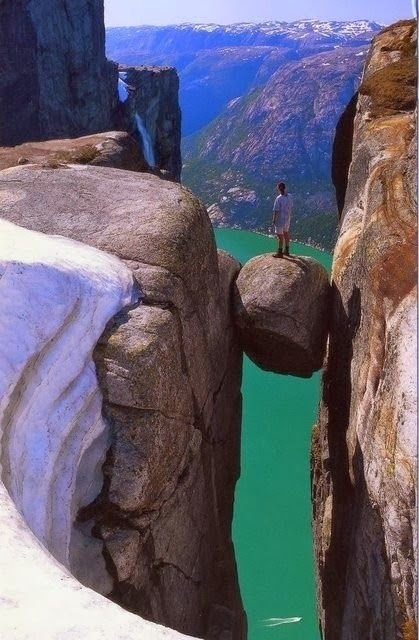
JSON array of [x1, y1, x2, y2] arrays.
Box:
[[118, 71, 156, 169], [134, 113, 156, 168], [117, 73, 129, 103]]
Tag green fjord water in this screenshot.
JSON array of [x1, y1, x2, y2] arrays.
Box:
[[214, 229, 332, 640]]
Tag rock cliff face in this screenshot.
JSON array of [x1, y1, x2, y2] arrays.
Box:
[[117, 66, 182, 180], [312, 20, 417, 640], [0, 219, 193, 640], [0, 164, 245, 640], [0, 0, 117, 146]]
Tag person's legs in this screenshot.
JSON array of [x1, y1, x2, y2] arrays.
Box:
[[284, 231, 290, 255], [275, 232, 284, 256]]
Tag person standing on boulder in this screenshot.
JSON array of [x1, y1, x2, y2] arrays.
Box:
[[271, 182, 292, 257]]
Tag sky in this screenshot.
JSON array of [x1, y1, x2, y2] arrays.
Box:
[[104, 0, 415, 27]]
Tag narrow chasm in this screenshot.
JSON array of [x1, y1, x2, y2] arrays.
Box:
[[217, 228, 332, 640]]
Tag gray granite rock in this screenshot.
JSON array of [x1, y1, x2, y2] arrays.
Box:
[[233, 253, 330, 376], [0, 164, 245, 640], [0, 0, 117, 146]]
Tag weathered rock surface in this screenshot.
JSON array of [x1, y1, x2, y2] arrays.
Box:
[[0, 484, 194, 640], [0, 219, 138, 594], [0, 221, 196, 640], [312, 20, 417, 640], [233, 254, 330, 376], [0, 0, 117, 146], [0, 131, 145, 172], [0, 164, 245, 639], [117, 66, 182, 180]]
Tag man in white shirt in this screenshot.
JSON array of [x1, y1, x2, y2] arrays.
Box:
[[271, 182, 293, 257]]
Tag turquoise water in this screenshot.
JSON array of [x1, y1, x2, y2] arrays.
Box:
[[214, 229, 332, 640]]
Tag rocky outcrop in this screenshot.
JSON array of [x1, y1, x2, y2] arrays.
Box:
[[0, 220, 193, 640], [233, 254, 330, 376], [312, 20, 417, 640], [117, 66, 182, 180], [0, 131, 146, 172], [0, 164, 245, 640], [0, 0, 117, 146]]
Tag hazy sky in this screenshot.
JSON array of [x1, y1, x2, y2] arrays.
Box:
[[104, 0, 415, 27]]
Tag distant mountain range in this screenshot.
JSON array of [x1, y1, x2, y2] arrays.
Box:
[[106, 21, 382, 249]]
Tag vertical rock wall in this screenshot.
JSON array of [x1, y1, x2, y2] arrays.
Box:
[[0, 3, 182, 182], [117, 66, 182, 180], [0, 0, 117, 145], [91, 248, 244, 639], [312, 20, 417, 640]]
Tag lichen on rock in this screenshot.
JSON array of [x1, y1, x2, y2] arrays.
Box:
[[312, 19, 417, 639]]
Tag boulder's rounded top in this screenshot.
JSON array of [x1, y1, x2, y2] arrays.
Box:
[[240, 252, 327, 279], [0, 164, 213, 284]]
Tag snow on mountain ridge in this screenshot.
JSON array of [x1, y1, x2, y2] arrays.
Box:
[[107, 20, 382, 40], [172, 20, 382, 44], [115, 20, 382, 38]]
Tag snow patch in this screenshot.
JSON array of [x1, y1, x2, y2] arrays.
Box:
[[173, 19, 381, 39], [0, 219, 139, 585]]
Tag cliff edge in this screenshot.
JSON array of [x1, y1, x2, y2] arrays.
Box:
[[0, 165, 245, 640], [312, 20, 417, 640], [0, 0, 117, 145]]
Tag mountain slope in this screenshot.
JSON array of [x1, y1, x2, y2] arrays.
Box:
[[106, 21, 381, 62], [106, 20, 380, 135], [179, 46, 294, 135], [183, 46, 367, 249], [106, 21, 381, 248]]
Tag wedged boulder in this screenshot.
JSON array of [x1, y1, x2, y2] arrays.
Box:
[[233, 253, 330, 376]]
